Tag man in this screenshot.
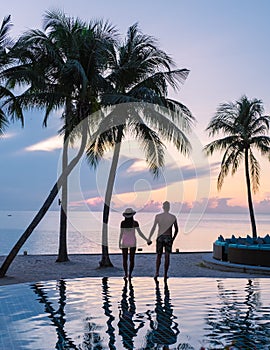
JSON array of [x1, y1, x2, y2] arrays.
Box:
[[149, 201, 178, 280]]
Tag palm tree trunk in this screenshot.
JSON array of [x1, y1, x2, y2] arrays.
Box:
[[56, 133, 69, 262], [57, 100, 72, 263], [99, 128, 123, 267], [0, 127, 87, 278], [245, 148, 257, 239]]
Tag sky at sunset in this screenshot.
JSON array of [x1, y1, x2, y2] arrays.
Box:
[[1, 0, 270, 214]]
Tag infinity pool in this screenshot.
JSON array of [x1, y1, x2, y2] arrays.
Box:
[[0, 277, 270, 349]]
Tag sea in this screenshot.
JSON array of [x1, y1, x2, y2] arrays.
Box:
[[1, 210, 270, 256]]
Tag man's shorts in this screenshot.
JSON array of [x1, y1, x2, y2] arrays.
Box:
[[156, 235, 173, 254]]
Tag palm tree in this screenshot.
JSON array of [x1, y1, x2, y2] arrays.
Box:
[[3, 10, 117, 262], [0, 124, 88, 277], [87, 24, 194, 267], [0, 15, 23, 133], [40, 11, 116, 262], [204, 95, 270, 238]]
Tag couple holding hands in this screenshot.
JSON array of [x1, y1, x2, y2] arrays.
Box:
[[119, 201, 179, 280]]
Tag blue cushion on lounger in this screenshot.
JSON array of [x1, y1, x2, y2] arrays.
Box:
[[246, 235, 254, 245], [263, 234, 270, 244], [228, 243, 238, 248], [260, 244, 270, 250], [235, 244, 246, 249], [248, 245, 262, 249], [256, 237, 264, 244], [231, 235, 237, 243], [215, 240, 226, 246]]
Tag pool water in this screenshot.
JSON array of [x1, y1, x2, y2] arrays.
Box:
[[0, 277, 270, 349]]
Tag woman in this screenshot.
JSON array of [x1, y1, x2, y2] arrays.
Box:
[[119, 208, 151, 279]]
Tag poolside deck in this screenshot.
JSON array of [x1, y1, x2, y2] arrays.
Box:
[[1, 252, 270, 286]]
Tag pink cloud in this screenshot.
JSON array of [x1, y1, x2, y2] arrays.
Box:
[[69, 197, 104, 211], [69, 195, 270, 215], [255, 198, 270, 213], [142, 200, 162, 212]]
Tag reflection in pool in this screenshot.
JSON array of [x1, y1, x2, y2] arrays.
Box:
[[0, 277, 270, 349]]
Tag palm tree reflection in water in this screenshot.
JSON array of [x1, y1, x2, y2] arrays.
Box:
[[205, 279, 270, 349], [144, 280, 180, 350], [101, 277, 116, 349], [118, 279, 144, 349], [32, 279, 103, 350], [32, 279, 79, 349]]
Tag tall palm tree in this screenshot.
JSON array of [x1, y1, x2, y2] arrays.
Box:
[[3, 10, 117, 262], [204, 95, 270, 238], [87, 24, 194, 267], [0, 15, 23, 133], [40, 11, 116, 262]]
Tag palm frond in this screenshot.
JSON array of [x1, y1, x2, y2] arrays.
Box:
[[126, 111, 165, 177], [162, 98, 194, 127], [231, 149, 243, 175], [0, 86, 24, 125], [137, 104, 191, 155], [86, 125, 122, 168], [249, 115, 270, 135], [137, 125, 165, 177], [0, 15, 13, 49], [0, 108, 8, 134], [206, 112, 236, 137], [251, 136, 270, 156], [217, 147, 240, 190], [204, 136, 239, 156], [249, 150, 260, 193]]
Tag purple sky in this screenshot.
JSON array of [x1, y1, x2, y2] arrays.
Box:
[[1, 0, 270, 212]]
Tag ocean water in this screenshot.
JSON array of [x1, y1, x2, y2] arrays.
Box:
[[0, 210, 270, 256]]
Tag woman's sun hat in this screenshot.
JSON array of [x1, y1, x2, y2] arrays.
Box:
[[123, 208, 136, 218]]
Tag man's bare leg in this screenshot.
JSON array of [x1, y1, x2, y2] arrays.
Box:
[[155, 253, 162, 279], [164, 251, 170, 280]]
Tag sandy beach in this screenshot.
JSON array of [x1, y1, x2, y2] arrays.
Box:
[[1, 252, 270, 286]]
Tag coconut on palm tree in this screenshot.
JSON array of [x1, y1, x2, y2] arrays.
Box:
[[204, 95, 270, 238], [87, 24, 194, 267]]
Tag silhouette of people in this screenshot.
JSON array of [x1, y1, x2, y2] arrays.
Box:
[[119, 207, 151, 279], [118, 279, 144, 349], [149, 201, 178, 280], [146, 280, 179, 349]]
